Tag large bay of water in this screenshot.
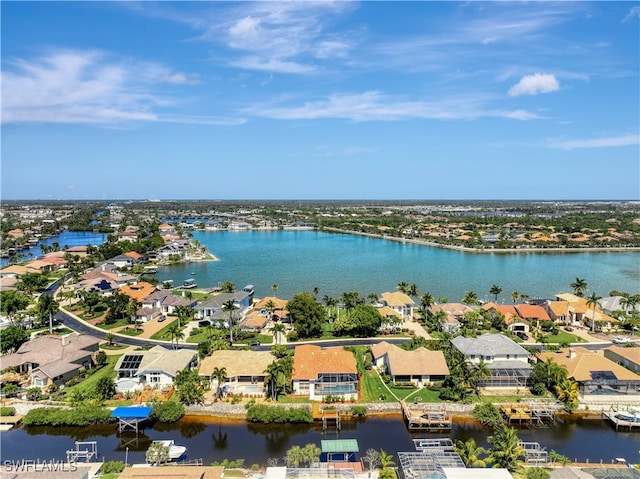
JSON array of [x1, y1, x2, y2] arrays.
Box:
[[157, 231, 640, 301], [1, 416, 639, 466]]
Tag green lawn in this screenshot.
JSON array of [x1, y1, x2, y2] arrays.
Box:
[[94, 318, 130, 330], [149, 318, 183, 341], [543, 330, 584, 344], [172, 291, 211, 301], [64, 355, 120, 398], [118, 327, 143, 337]]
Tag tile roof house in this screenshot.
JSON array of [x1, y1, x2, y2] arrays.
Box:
[[114, 345, 197, 391], [431, 303, 473, 334], [119, 282, 156, 303], [482, 303, 529, 333], [538, 347, 640, 400], [604, 345, 640, 375], [379, 292, 415, 321], [555, 293, 614, 330], [370, 341, 449, 386], [291, 345, 358, 401], [451, 333, 532, 390], [546, 301, 570, 324], [199, 349, 275, 397], [1, 334, 99, 388]]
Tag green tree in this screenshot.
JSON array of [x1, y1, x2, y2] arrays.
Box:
[[174, 305, 195, 329], [586, 292, 602, 333], [94, 377, 117, 401], [461, 291, 480, 305], [271, 322, 286, 345], [264, 359, 288, 401], [95, 350, 108, 366], [455, 438, 487, 467], [419, 292, 435, 317], [17, 273, 49, 294], [379, 449, 396, 469], [167, 323, 185, 349], [287, 292, 325, 339], [396, 282, 410, 294], [212, 366, 227, 398], [511, 291, 519, 304], [37, 293, 59, 334], [175, 370, 205, 405], [554, 378, 579, 412], [0, 290, 31, 320], [146, 441, 170, 465], [526, 467, 550, 479], [220, 281, 235, 293], [0, 324, 29, 353], [569, 277, 588, 297], [489, 284, 502, 302], [487, 426, 524, 472], [333, 304, 382, 337], [222, 299, 239, 344]]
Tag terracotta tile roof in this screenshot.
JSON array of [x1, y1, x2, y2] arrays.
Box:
[[242, 310, 268, 328], [604, 345, 640, 366], [254, 296, 288, 310], [538, 347, 640, 382], [548, 301, 569, 316], [371, 341, 449, 377], [124, 251, 143, 260], [199, 350, 275, 379], [515, 304, 550, 321], [380, 291, 415, 307], [482, 303, 518, 316], [119, 281, 156, 302], [378, 306, 402, 318], [291, 345, 357, 381], [118, 466, 224, 479]]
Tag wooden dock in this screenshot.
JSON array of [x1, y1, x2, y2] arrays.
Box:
[[0, 414, 23, 428], [401, 401, 451, 431], [312, 403, 341, 431], [602, 410, 640, 431], [501, 400, 558, 426]]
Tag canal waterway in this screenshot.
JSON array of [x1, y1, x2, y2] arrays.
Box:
[[0, 231, 108, 267], [1, 415, 638, 466], [157, 230, 640, 301]]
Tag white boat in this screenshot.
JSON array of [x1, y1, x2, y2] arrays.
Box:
[[148, 440, 187, 461], [615, 408, 640, 423]]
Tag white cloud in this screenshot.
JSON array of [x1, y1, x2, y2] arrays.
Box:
[[1, 49, 232, 125], [508, 73, 560, 97], [548, 134, 639, 150], [623, 6, 640, 23], [243, 91, 540, 122], [230, 57, 316, 74]]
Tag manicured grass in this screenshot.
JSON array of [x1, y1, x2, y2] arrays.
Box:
[[64, 355, 120, 398], [360, 369, 397, 403], [100, 343, 128, 350], [149, 318, 182, 341], [278, 396, 313, 404], [187, 329, 210, 344], [118, 327, 144, 337], [172, 291, 211, 301], [95, 318, 130, 330], [543, 330, 584, 344]]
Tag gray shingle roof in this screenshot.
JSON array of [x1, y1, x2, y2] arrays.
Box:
[[451, 333, 529, 357]]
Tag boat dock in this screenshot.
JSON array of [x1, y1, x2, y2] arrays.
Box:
[[0, 414, 23, 430], [401, 401, 451, 431], [312, 403, 341, 431], [500, 400, 559, 426], [602, 409, 640, 430], [66, 441, 98, 462]]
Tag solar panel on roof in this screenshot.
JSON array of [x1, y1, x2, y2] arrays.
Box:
[[120, 354, 143, 370]]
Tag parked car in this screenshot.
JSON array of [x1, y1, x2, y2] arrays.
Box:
[[158, 315, 166, 322], [198, 320, 211, 327], [250, 340, 261, 347], [612, 336, 631, 345], [564, 326, 574, 332], [516, 331, 529, 341]]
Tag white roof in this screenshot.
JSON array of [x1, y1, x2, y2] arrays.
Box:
[[442, 468, 514, 479]]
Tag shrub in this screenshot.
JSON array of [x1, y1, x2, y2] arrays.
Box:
[[246, 404, 312, 423], [1, 383, 19, 398], [549, 450, 570, 465], [26, 387, 44, 401], [351, 406, 367, 417], [0, 407, 16, 416], [472, 403, 504, 428], [531, 382, 547, 396], [22, 406, 114, 426], [101, 461, 126, 474], [151, 401, 185, 423]]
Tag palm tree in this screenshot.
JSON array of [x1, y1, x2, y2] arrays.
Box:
[[461, 291, 480, 305], [397, 282, 410, 295], [620, 294, 639, 316], [104, 332, 115, 347], [379, 449, 395, 469], [271, 284, 279, 298], [212, 366, 227, 398], [264, 360, 286, 401], [37, 293, 59, 334], [455, 438, 487, 467], [167, 323, 183, 349], [511, 291, 519, 304], [222, 299, 239, 344], [489, 284, 502, 302], [367, 292, 379, 305], [271, 322, 286, 345], [554, 378, 579, 412], [407, 283, 419, 299], [419, 293, 435, 317], [570, 277, 588, 297], [586, 292, 602, 333], [469, 359, 491, 391], [174, 305, 194, 329], [340, 291, 360, 317], [487, 426, 524, 472]]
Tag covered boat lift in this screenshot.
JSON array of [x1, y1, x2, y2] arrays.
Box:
[[111, 406, 152, 433]]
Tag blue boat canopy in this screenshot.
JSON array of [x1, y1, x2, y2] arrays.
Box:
[[111, 406, 152, 419]]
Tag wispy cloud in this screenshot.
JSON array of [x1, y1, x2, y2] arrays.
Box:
[[623, 6, 640, 23], [508, 73, 560, 97], [1, 49, 235, 125], [243, 90, 540, 122], [548, 134, 639, 150]]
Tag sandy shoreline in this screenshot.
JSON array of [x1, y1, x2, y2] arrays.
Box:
[[323, 227, 640, 254]]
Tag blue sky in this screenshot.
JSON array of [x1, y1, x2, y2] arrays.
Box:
[[2, 1, 639, 200]]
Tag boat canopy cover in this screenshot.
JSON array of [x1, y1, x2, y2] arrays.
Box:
[[321, 439, 359, 453], [111, 406, 152, 419]]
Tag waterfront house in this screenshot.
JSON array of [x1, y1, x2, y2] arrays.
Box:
[[142, 290, 196, 316], [481, 303, 529, 334], [379, 291, 415, 321], [371, 341, 449, 386], [451, 333, 532, 390], [545, 300, 570, 325], [119, 281, 156, 303], [515, 303, 550, 329], [291, 345, 358, 401], [195, 292, 252, 321], [254, 296, 288, 319], [431, 303, 473, 334], [198, 349, 275, 397], [106, 253, 138, 269], [377, 306, 404, 332], [600, 295, 640, 316], [604, 345, 640, 374], [0, 334, 99, 388], [538, 347, 640, 401], [240, 310, 268, 332], [114, 345, 197, 391], [554, 292, 616, 331], [74, 276, 119, 296]]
